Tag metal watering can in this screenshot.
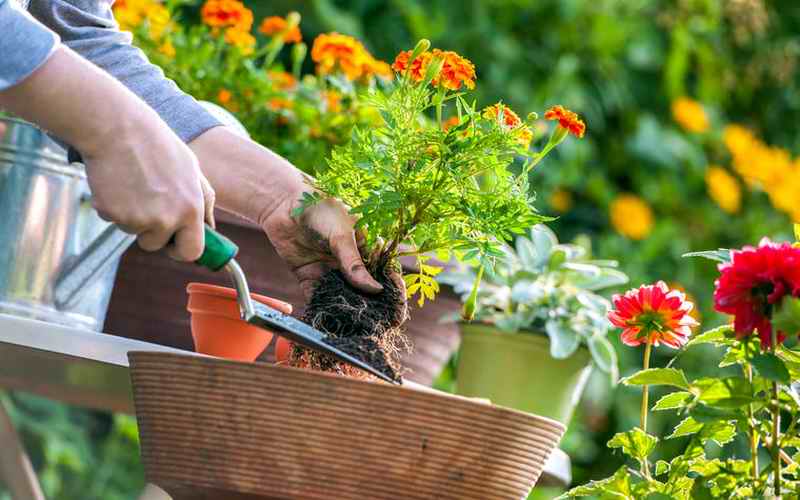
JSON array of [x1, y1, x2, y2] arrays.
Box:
[[0, 116, 134, 331]]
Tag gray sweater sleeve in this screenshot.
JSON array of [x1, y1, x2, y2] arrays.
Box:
[[0, 0, 59, 91], [28, 0, 221, 143]]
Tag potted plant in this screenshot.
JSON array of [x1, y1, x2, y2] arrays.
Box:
[[289, 39, 584, 380], [441, 224, 628, 423]]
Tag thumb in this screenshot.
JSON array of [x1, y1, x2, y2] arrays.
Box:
[[330, 232, 383, 294]]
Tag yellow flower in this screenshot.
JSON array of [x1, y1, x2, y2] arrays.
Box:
[[145, 3, 170, 39], [671, 97, 710, 133], [549, 189, 573, 213], [705, 166, 741, 214], [224, 27, 255, 55], [609, 194, 654, 240], [158, 40, 176, 58]]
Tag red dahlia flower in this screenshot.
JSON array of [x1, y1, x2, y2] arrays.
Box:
[[609, 281, 698, 348], [714, 238, 800, 348]]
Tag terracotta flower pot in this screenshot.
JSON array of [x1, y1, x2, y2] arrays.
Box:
[[186, 283, 292, 362], [129, 351, 565, 500]]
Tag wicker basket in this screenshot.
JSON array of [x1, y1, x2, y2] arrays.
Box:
[[129, 352, 565, 500]]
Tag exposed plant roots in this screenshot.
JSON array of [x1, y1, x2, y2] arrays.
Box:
[[290, 261, 409, 382]]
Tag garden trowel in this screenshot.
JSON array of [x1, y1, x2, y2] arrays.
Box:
[[195, 225, 398, 384]]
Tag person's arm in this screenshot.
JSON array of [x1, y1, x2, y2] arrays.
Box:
[[188, 127, 385, 298], [0, 0, 59, 91], [0, 44, 214, 261], [28, 0, 221, 143]]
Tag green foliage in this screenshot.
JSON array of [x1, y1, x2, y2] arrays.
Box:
[[564, 322, 800, 498], [441, 225, 626, 376]]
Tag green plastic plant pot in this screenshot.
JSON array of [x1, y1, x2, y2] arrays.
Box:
[[456, 323, 592, 424]]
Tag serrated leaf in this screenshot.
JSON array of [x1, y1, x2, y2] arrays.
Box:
[[686, 325, 733, 348], [688, 404, 743, 423], [622, 368, 689, 390], [699, 420, 736, 447], [691, 377, 753, 408], [751, 352, 790, 384], [653, 391, 693, 411], [556, 467, 632, 499], [668, 417, 703, 439], [608, 428, 658, 462], [654, 460, 670, 476]]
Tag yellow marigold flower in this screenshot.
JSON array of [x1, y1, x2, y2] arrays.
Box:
[[217, 89, 232, 104], [705, 166, 741, 214], [672, 97, 709, 133], [549, 189, 573, 213], [544, 105, 585, 138], [144, 3, 170, 39], [258, 16, 302, 43], [723, 124, 756, 158], [158, 40, 176, 58], [201, 0, 252, 32], [430, 49, 475, 90], [609, 194, 654, 240], [224, 27, 255, 55], [323, 90, 342, 112], [311, 32, 370, 81], [268, 70, 297, 91]]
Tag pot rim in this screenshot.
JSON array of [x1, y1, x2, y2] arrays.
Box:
[[186, 282, 291, 311]]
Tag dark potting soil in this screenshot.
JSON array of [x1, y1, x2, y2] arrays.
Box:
[[292, 264, 409, 382]]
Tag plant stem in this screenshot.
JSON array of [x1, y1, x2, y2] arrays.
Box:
[[641, 338, 653, 479], [745, 363, 760, 481], [771, 329, 781, 498]]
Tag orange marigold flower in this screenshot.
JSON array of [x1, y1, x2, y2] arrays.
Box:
[[323, 90, 342, 113], [483, 103, 523, 128], [268, 70, 297, 91], [442, 116, 461, 131], [544, 105, 585, 138], [217, 89, 232, 104], [158, 40, 176, 58], [516, 126, 533, 148], [224, 27, 255, 55], [201, 0, 252, 32], [267, 97, 293, 111], [366, 58, 393, 80], [392, 50, 432, 82], [258, 16, 302, 43], [431, 49, 475, 90], [311, 32, 370, 80]]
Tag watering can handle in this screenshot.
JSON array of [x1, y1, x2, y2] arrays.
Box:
[[54, 225, 238, 310]]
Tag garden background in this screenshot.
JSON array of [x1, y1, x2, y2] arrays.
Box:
[[2, 0, 799, 498]]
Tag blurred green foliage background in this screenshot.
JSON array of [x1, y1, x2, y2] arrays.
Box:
[[2, 0, 799, 498]]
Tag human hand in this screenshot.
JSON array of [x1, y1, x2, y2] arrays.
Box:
[[188, 127, 384, 298]]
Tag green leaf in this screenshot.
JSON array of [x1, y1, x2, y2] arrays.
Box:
[[691, 377, 753, 408], [751, 352, 790, 384], [682, 249, 732, 263], [698, 420, 737, 447], [686, 325, 733, 348], [608, 428, 658, 462], [546, 321, 580, 359], [622, 368, 689, 390], [667, 417, 703, 439], [773, 296, 800, 339], [652, 391, 693, 411], [557, 467, 632, 499], [654, 460, 670, 476], [588, 336, 618, 379], [688, 404, 743, 423]]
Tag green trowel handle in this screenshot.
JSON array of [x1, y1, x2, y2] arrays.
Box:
[[196, 224, 239, 271]]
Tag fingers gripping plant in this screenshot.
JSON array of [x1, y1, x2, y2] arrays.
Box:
[[294, 40, 583, 380]]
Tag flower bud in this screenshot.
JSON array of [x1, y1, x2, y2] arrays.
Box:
[[409, 39, 431, 62], [526, 112, 538, 123], [461, 264, 484, 321], [286, 11, 301, 28], [422, 56, 445, 88]]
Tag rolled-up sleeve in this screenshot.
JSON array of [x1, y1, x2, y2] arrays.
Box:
[[28, 0, 221, 143], [0, 0, 59, 90]]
